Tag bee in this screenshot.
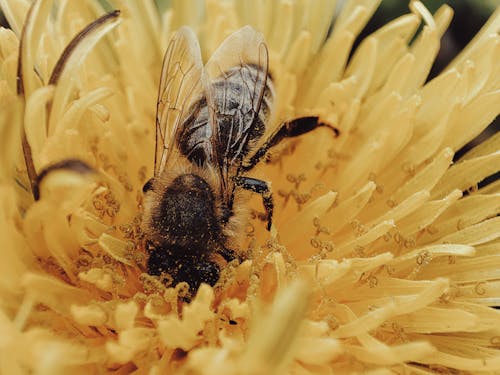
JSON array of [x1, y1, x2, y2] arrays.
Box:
[[142, 26, 339, 294]]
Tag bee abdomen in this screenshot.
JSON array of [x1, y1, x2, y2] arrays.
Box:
[[178, 99, 212, 167], [176, 64, 275, 167]]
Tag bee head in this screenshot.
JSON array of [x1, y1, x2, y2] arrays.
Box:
[[147, 241, 221, 295]]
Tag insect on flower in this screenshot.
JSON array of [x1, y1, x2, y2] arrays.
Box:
[[141, 26, 339, 294]]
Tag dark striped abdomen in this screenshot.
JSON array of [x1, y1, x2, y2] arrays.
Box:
[[177, 64, 274, 168]]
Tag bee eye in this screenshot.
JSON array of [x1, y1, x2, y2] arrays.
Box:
[[143, 178, 154, 193]]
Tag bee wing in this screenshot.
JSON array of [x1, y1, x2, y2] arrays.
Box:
[[155, 26, 204, 176], [202, 26, 269, 190]]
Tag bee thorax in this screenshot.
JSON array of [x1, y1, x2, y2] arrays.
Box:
[[150, 173, 223, 247]]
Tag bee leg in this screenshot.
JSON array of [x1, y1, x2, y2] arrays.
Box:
[[242, 116, 339, 172], [234, 176, 273, 231]]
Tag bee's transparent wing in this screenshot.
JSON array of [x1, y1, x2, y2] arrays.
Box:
[[202, 26, 269, 190], [155, 26, 204, 176]]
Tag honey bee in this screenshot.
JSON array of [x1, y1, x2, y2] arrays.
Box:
[[142, 26, 338, 294]]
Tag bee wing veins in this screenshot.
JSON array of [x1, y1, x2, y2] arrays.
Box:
[[155, 26, 204, 176]]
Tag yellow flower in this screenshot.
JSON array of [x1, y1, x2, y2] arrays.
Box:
[[1, 0, 499, 373]]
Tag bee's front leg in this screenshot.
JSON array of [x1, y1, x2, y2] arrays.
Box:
[[234, 176, 273, 231]]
